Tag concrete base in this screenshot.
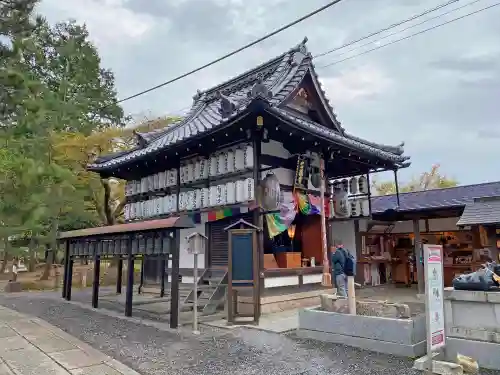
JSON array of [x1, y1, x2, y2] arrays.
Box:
[[238, 289, 335, 315], [4, 281, 22, 293], [444, 337, 500, 371], [297, 307, 426, 358]]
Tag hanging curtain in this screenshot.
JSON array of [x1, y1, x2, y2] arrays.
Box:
[[266, 201, 297, 238]]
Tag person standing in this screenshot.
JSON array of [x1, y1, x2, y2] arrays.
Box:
[[330, 243, 347, 297]]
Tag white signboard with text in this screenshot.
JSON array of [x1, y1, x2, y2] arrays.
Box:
[[424, 244, 446, 352]]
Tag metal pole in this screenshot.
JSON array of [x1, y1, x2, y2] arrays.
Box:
[[66, 258, 73, 301], [62, 240, 70, 299], [193, 253, 199, 334], [160, 256, 166, 298]]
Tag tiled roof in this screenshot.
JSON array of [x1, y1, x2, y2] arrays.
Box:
[[268, 108, 409, 164], [89, 38, 408, 172], [371, 181, 500, 213], [456, 197, 500, 226]]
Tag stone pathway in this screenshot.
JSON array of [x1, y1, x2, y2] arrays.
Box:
[[0, 306, 139, 375]]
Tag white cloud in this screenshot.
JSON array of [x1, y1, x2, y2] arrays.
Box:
[[38, 0, 160, 47], [319, 65, 393, 104]]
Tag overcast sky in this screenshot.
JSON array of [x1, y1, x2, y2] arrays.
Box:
[[37, 0, 500, 186]]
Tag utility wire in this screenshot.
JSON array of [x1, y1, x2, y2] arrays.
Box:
[[318, 2, 500, 69], [330, 0, 484, 59], [112, 0, 346, 106], [313, 0, 460, 59]]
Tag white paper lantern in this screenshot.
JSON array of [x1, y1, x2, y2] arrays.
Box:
[[124, 204, 130, 220], [194, 159, 201, 181], [244, 144, 254, 169], [188, 190, 195, 210], [350, 199, 360, 217], [147, 175, 154, 192], [187, 161, 194, 182], [360, 198, 370, 216], [245, 178, 255, 201], [349, 177, 358, 195], [140, 178, 146, 193], [180, 163, 188, 184], [226, 182, 236, 204], [209, 186, 218, 207], [155, 198, 161, 216], [178, 192, 185, 211], [135, 181, 141, 195], [234, 147, 245, 171], [218, 152, 227, 175], [201, 188, 209, 208], [236, 180, 245, 202], [358, 175, 369, 195], [200, 158, 209, 179], [195, 189, 202, 209], [209, 154, 218, 177], [226, 150, 235, 173]]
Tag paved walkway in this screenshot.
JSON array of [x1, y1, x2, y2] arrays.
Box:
[[0, 306, 139, 375]]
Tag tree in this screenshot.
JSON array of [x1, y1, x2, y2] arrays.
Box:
[[0, 3, 128, 274], [371, 164, 458, 196], [52, 116, 180, 226]]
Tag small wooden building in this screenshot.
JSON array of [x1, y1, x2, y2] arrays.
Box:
[[88, 38, 409, 314]]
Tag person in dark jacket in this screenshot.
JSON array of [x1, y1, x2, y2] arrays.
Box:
[[330, 243, 347, 297]]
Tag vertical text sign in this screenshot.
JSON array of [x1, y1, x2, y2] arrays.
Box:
[[424, 244, 446, 352]]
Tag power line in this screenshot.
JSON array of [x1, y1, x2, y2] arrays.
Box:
[[313, 0, 460, 59], [330, 0, 484, 59], [112, 0, 346, 106], [317, 2, 500, 69]]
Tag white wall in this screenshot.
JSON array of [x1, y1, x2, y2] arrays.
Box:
[[330, 220, 356, 256], [261, 140, 294, 186], [427, 217, 461, 232]]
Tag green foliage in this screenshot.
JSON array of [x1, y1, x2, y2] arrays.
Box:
[[371, 164, 459, 196]]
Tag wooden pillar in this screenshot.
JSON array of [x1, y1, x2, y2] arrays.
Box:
[[92, 255, 100, 308], [252, 123, 262, 323], [170, 230, 180, 328], [354, 219, 363, 285], [319, 155, 331, 287], [65, 257, 74, 301], [125, 247, 134, 317], [62, 240, 70, 299], [413, 219, 425, 294], [160, 256, 166, 298], [116, 258, 123, 294]]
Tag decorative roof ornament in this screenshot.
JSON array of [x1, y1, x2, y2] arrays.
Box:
[[216, 91, 238, 118], [247, 78, 272, 101], [133, 130, 148, 148]]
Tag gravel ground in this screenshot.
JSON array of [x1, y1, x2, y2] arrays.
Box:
[[0, 291, 495, 375]]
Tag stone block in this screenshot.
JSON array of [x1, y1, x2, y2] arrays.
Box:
[[413, 355, 463, 375], [320, 294, 349, 313], [298, 308, 425, 346], [356, 301, 411, 318], [3, 281, 22, 293], [444, 337, 500, 371], [444, 288, 488, 302], [297, 329, 426, 358]]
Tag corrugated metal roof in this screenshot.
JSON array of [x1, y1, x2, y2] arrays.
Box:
[[457, 196, 500, 226], [58, 216, 195, 239], [371, 181, 500, 213]]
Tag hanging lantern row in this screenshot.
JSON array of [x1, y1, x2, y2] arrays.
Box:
[[329, 196, 370, 219], [125, 144, 254, 196], [124, 178, 255, 220], [330, 175, 369, 196]]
